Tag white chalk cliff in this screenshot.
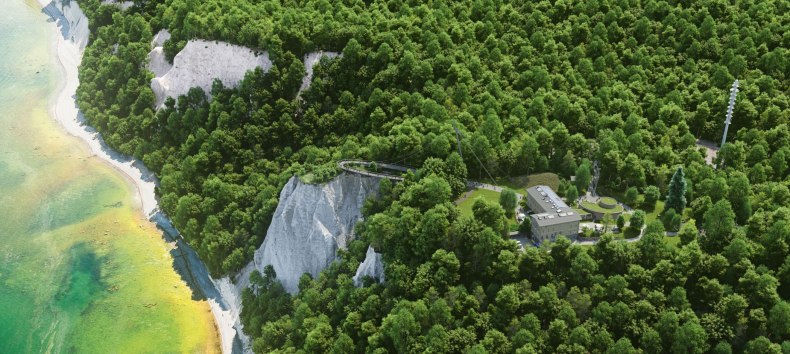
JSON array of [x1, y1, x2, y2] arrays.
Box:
[[100, 0, 133, 10], [253, 173, 380, 294], [151, 29, 171, 47], [147, 29, 172, 77], [210, 173, 380, 352], [149, 40, 272, 107], [211, 262, 255, 353], [41, 0, 89, 52], [298, 51, 340, 94], [146, 34, 340, 107], [353, 246, 385, 286]]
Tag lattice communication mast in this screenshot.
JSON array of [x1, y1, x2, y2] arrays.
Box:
[[720, 79, 739, 148], [590, 160, 601, 197]]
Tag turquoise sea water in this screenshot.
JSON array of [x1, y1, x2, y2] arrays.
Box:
[[0, 1, 218, 352]]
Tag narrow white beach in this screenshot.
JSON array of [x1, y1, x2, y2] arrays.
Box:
[[36, 1, 243, 352], [39, 0, 158, 216]]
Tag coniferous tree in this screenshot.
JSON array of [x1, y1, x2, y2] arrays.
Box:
[[665, 167, 687, 215]]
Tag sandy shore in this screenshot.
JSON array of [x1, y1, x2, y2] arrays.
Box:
[[36, 1, 243, 352], [38, 0, 158, 216]]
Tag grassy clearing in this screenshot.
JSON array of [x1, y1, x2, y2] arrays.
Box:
[[599, 197, 618, 206], [497, 172, 561, 191], [457, 189, 502, 217], [457, 189, 520, 229], [645, 200, 665, 224], [664, 235, 681, 248]]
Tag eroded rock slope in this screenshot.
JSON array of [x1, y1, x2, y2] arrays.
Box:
[[254, 173, 380, 293]]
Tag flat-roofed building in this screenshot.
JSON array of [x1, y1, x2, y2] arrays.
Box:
[[526, 186, 581, 243]]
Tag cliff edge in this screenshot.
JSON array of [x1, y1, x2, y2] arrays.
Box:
[[40, 0, 89, 52]]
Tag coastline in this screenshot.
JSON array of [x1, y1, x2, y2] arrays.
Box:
[[35, 0, 244, 352]]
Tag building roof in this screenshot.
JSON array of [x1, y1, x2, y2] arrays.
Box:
[[530, 210, 582, 227], [526, 185, 570, 214], [526, 185, 581, 227]]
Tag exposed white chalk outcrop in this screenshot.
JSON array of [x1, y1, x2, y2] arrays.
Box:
[[147, 30, 173, 79], [211, 262, 255, 353], [298, 51, 340, 94], [353, 246, 385, 286], [151, 29, 171, 47], [147, 47, 172, 77], [254, 173, 380, 294], [41, 0, 89, 52], [149, 40, 271, 107], [101, 0, 133, 10], [147, 39, 339, 107]]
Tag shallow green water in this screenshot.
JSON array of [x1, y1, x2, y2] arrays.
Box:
[[0, 1, 218, 352]]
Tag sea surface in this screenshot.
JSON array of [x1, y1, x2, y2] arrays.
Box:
[[0, 1, 218, 352]]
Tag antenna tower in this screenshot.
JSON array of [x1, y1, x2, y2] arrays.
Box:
[[720, 79, 739, 148]]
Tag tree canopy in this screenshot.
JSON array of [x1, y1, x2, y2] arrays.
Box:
[[73, 0, 790, 351]]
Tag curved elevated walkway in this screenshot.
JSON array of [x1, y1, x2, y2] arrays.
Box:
[[338, 160, 413, 181]]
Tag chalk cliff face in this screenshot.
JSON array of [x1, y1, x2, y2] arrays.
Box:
[[41, 0, 89, 51], [146, 36, 341, 108], [149, 40, 272, 107], [298, 51, 340, 94], [254, 173, 380, 294], [353, 246, 385, 286], [147, 30, 172, 77], [100, 0, 133, 10]]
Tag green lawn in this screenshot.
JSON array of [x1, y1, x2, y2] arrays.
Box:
[[457, 189, 520, 229], [645, 200, 665, 224], [457, 189, 502, 217], [580, 200, 624, 214], [497, 172, 561, 191], [599, 197, 618, 206], [664, 235, 681, 248], [572, 207, 591, 216]]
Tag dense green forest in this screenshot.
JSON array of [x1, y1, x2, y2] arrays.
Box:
[[74, 0, 789, 352]]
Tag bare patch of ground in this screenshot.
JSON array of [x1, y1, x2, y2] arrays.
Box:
[[696, 139, 719, 165]]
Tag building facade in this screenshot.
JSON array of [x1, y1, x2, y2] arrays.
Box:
[[526, 185, 581, 243]]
